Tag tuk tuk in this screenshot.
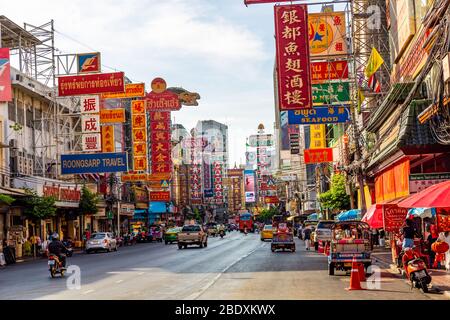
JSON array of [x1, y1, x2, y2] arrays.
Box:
[[328, 221, 372, 276], [271, 222, 296, 253], [148, 225, 163, 242]]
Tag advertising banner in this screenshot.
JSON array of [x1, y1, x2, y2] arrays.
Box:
[[244, 170, 256, 203], [101, 125, 115, 153], [61, 152, 128, 175], [146, 78, 180, 111], [190, 164, 203, 203], [150, 191, 171, 202], [213, 162, 224, 203], [58, 72, 125, 96], [77, 52, 101, 74], [122, 173, 148, 182], [311, 60, 349, 83], [310, 124, 326, 149], [304, 148, 333, 164], [80, 95, 100, 113], [288, 107, 351, 125], [81, 133, 102, 152], [100, 109, 125, 123], [384, 205, 409, 233], [0, 48, 12, 102], [150, 111, 172, 174], [309, 12, 347, 57], [131, 99, 147, 172], [275, 4, 312, 110], [264, 196, 280, 204], [101, 83, 145, 99], [312, 82, 350, 106]]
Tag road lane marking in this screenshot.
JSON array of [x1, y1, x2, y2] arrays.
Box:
[[115, 280, 124, 284], [138, 272, 145, 275], [82, 289, 95, 295]]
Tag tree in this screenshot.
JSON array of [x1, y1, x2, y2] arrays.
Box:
[[256, 206, 279, 224], [24, 190, 57, 220], [79, 185, 99, 215], [318, 173, 350, 211], [0, 194, 15, 206]]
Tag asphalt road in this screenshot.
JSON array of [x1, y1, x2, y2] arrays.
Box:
[[0, 232, 444, 300]]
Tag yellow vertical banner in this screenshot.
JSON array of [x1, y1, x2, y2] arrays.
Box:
[[310, 124, 326, 149], [101, 125, 115, 153], [131, 99, 147, 172]]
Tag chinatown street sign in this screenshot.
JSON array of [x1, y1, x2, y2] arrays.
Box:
[[58, 72, 125, 96], [288, 107, 351, 125], [312, 82, 350, 106]]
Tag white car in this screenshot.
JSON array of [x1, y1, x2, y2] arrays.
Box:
[[315, 220, 334, 243], [86, 232, 118, 253]]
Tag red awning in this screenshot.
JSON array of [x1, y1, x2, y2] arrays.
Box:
[[362, 204, 384, 229], [398, 180, 450, 208]]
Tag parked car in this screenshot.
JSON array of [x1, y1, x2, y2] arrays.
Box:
[[86, 232, 118, 253], [177, 224, 208, 249], [260, 224, 274, 241], [315, 220, 334, 249], [164, 227, 182, 244]]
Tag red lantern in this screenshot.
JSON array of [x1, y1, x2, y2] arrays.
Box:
[[431, 241, 450, 254]]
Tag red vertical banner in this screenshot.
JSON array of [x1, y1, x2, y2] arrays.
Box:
[[150, 111, 172, 174], [213, 162, 224, 204], [274, 4, 312, 110], [0, 48, 12, 102]]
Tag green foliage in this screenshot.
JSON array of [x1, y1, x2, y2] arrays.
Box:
[[256, 206, 279, 223], [318, 174, 350, 211], [24, 190, 57, 220], [23, 240, 32, 256], [79, 185, 99, 215], [0, 194, 15, 205]]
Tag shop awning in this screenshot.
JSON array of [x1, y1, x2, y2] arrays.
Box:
[[336, 209, 361, 221], [361, 204, 383, 229], [398, 180, 450, 208]]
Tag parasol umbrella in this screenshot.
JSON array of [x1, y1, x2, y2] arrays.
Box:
[[406, 207, 436, 219], [362, 204, 383, 229], [398, 180, 450, 208], [308, 213, 318, 220], [336, 209, 361, 221]]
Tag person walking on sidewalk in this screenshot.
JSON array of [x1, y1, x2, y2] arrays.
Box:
[[401, 219, 419, 249], [303, 227, 312, 251]]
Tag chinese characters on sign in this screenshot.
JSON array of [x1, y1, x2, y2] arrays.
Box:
[[308, 12, 347, 57], [304, 148, 333, 164], [312, 82, 350, 106], [101, 125, 115, 153], [131, 100, 148, 172], [213, 162, 224, 204], [190, 164, 203, 204], [311, 61, 349, 83], [274, 4, 313, 110], [150, 111, 172, 174], [80, 96, 101, 152], [309, 124, 326, 149]]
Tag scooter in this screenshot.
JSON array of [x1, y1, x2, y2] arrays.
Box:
[[48, 254, 66, 278], [402, 248, 432, 293], [61, 239, 74, 257]]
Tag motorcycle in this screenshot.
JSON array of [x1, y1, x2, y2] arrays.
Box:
[[61, 239, 74, 257], [402, 247, 432, 293], [48, 254, 66, 278]]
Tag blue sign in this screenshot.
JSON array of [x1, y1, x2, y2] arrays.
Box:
[[288, 107, 351, 125], [61, 152, 128, 175], [150, 201, 167, 213], [204, 189, 214, 198]]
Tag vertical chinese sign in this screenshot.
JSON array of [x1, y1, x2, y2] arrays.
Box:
[[81, 95, 101, 152], [309, 124, 326, 149], [308, 12, 348, 57], [213, 162, 224, 204], [0, 48, 12, 102], [131, 100, 147, 171], [149, 111, 172, 174], [274, 4, 312, 110]]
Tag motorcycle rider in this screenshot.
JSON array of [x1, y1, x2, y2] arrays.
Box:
[[48, 234, 69, 268]]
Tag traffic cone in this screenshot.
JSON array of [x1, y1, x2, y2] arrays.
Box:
[[358, 263, 366, 282], [346, 257, 365, 291]]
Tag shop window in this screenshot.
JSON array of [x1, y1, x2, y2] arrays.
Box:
[[16, 101, 24, 125], [8, 101, 16, 122], [34, 109, 42, 131], [26, 107, 33, 128], [12, 215, 22, 226]]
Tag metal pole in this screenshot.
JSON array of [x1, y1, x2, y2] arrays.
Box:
[[117, 200, 120, 237]]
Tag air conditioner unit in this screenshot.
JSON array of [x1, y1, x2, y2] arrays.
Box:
[[15, 74, 23, 82]]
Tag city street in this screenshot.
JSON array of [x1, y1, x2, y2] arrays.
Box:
[[0, 232, 444, 300]]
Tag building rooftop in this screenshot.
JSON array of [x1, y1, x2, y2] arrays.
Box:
[[0, 15, 41, 49]]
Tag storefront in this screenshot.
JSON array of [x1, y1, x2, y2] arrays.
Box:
[[115, 202, 135, 235]]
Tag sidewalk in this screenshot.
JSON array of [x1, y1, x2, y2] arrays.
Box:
[[2, 248, 84, 266], [372, 246, 450, 299]]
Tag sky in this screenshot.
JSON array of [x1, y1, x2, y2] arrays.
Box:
[[2, 0, 340, 167]]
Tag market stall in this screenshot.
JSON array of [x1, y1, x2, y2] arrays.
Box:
[[335, 209, 361, 221]]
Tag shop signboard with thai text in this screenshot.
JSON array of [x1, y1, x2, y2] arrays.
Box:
[[275, 4, 312, 110], [101, 83, 145, 99], [58, 72, 125, 96], [384, 205, 409, 233], [311, 60, 348, 83], [304, 148, 333, 164], [61, 152, 128, 175], [288, 107, 351, 125], [146, 78, 180, 111], [409, 173, 450, 194], [150, 191, 170, 202], [100, 109, 125, 123], [312, 82, 350, 106], [43, 185, 81, 202]]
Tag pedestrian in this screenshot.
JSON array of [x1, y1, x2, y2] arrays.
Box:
[[400, 219, 418, 249], [427, 225, 438, 268], [379, 229, 386, 247], [372, 229, 379, 247], [303, 227, 312, 251]]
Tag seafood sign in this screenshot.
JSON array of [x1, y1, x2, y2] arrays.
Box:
[[58, 72, 125, 96]]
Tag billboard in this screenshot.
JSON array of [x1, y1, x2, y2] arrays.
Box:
[[0, 48, 12, 102], [61, 152, 128, 175], [146, 78, 181, 111], [101, 83, 146, 99], [309, 12, 347, 57], [150, 111, 172, 174], [58, 72, 125, 96], [304, 148, 333, 164], [288, 107, 351, 125], [275, 4, 313, 110], [150, 191, 170, 202], [244, 170, 256, 203], [77, 52, 101, 74], [100, 109, 126, 123]]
